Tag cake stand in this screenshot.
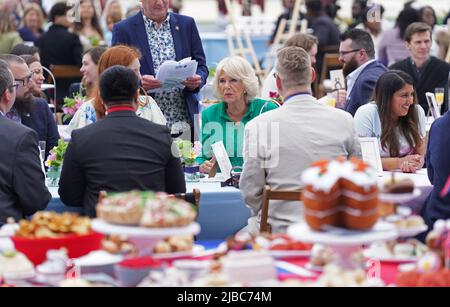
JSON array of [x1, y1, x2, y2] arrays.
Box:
[[91, 219, 201, 254], [287, 222, 398, 269]]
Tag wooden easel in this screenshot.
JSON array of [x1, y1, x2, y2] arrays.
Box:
[[265, 0, 308, 75], [224, 0, 265, 83]]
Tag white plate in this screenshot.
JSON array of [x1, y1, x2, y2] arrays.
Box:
[[363, 250, 418, 263], [73, 250, 124, 267], [91, 219, 200, 238], [216, 242, 310, 258], [379, 188, 421, 203], [152, 245, 205, 259], [396, 224, 428, 237]]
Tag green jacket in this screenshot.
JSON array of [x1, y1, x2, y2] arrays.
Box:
[[197, 98, 278, 169], [0, 32, 23, 54]]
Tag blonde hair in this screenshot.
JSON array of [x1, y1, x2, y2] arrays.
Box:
[[22, 3, 44, 30], [213, 56, 259, 102], [276, 46, 311, 89]]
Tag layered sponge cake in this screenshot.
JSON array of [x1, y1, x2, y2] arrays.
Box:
[[301, 158, 379, 231]]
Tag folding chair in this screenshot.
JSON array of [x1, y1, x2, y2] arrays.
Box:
[[260, 185, 302, 234]]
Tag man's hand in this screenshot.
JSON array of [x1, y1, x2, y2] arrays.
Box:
[[142, 75, 162, 91], [182, 74, 202, 91]]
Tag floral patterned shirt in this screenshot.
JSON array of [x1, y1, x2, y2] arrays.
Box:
[[142, 13, 190, 132]]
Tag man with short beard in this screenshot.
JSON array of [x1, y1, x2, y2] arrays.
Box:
[[338, 29, 387, 116], [0, 59, 51, 225], [0, 54, 59, 159]]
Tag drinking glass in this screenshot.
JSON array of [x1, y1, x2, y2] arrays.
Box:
[[435, 88, 444, 106], [38, 141, 46, 162]]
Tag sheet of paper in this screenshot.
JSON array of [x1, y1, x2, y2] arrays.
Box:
[[211, 141, 232, 179], [359, 137, 383, 176], [329, 69, 345, 90], [150, 57, 198, 93]]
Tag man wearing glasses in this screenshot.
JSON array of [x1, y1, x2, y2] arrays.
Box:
[[338, 29, 387, 116], [0, 59, 51, 226], [0, 54, 59, 159]]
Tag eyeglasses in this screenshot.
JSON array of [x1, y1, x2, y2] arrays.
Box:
[[15, 73, 34, 87], [339, 49, 363, 57], [8, 81, 19, 91]]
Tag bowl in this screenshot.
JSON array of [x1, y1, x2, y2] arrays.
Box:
[[11, 232, 104, 265], [114, 257, 163, 287]]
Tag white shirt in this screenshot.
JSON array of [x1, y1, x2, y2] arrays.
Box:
[[346, 59, 376, 99]]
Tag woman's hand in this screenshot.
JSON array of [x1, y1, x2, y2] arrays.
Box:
[[399, 155, 423, 173], [199, 157, 217, 174], [142, 75, 162, 91]]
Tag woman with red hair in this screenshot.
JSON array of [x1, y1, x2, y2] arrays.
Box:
[[68, 45, 166, 132]]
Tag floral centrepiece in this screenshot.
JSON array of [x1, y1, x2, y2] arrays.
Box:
[[62, 94, 85, 122], [175, 140, 202, 182], [45, 140, 69, 187]]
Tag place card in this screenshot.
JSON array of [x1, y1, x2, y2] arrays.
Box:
[[211, 141, 233, 179], [330, 69, 345, 90], [425, 92, 441, 119], [359, 137, 383, 176]]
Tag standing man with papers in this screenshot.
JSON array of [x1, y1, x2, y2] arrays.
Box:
[[112, 0, 208, 139]]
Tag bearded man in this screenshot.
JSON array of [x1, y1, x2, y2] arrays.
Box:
[[338, 28, 387, 116], [0, 54, 59, 159]]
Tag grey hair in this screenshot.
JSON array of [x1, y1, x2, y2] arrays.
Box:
[[0, 54, 26, 65], [0, 60, 13, 97], [212, 56, 259, 102]]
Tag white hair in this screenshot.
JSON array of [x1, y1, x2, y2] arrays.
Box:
[[213, 56, 259, 102]]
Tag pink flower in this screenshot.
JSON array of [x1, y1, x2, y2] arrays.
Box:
[[193, 141, 202, 156]]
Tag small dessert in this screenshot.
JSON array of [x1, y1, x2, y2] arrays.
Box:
[[0, 250, 35, 279], [153, 236, 194, 254], [309, 244, 335, 268], [102, 235, 136, 255], [382, 177, 414, 194], [15, 212, 91, 239], [96, 191, 197, 228], [221, 250, 277, 284]]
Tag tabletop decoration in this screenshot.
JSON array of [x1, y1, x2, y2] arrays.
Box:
[[45, 139, 68, 187], [175, 140, 202, 182]]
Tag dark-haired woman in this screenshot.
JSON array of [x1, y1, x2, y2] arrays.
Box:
[[74, 0, 105, 51], [354, 70, 426, 173]]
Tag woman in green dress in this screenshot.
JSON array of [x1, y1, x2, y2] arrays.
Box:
[[197, 56, 278, 174]]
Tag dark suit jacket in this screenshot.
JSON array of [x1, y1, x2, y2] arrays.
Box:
[[0, 115, 51, 225], [35, 24, 83, 106], [345, 61, 388, 116], [390, 56, 450, 115], [422, 112, 450, 232], [21, 98, 60, 159], [112, 12, 208, 123], [58, 110, 186, 216]]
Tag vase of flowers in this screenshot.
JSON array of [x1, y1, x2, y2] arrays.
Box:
[[45, 140, 68, 187], [176, 140, 202, 182], [62, 93, 85, 123]]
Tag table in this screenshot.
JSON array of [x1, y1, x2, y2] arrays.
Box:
[[46, 171, 432, 241], [46, 181, 251, 241]]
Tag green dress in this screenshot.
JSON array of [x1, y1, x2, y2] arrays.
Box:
[[196, 98, 278, 169]]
